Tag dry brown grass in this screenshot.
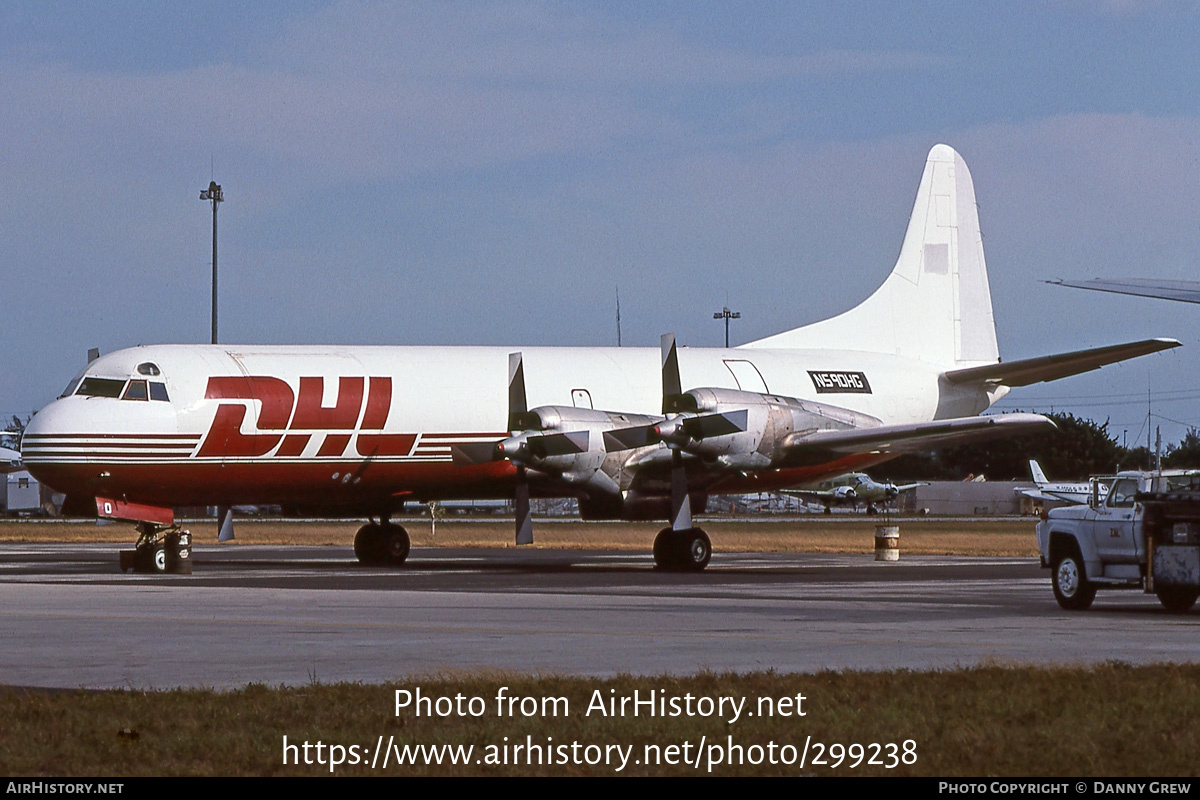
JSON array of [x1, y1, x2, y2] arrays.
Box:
[[0, 516, 1040, 556]]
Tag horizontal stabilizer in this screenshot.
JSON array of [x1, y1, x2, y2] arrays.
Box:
[[942, 339, 1180, 388], [785, 412, 1054, 456], [1047, 278, 1200, 305]]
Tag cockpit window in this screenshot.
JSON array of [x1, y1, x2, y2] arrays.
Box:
[[59, 367, 89, 398], [149, 382, 169, 402], [123, 380, 149, 401], [60, 377, 83, 398], [76, 378, 126, 398], [137, 362, 161, 376]]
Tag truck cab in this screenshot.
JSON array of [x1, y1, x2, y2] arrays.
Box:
[[1036, 469, 1200, 612]]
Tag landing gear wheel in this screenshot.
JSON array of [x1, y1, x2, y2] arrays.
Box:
[[1156, 586, 1199, 613], [866, 504, 878, 515], [152, 546, 167, 573], [678, 528, 711, 572], [1051, 551, 1095, 610], [354, 523, 384, 565], [653, 528, 711, 572], [653, 528, 677, 569], [381, 523, 411, 566]]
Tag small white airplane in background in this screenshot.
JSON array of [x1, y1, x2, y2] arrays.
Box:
[[0, 446, 21, 474], [780, 472, 925, 514], [21, 144, 1180, 572], [1016, 459, 1108, 505]]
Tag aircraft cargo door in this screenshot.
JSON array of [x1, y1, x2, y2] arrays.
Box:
[[723, 360, 769, 393]]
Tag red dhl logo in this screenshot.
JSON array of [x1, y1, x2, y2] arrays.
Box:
[[198, 376, 415, 459]]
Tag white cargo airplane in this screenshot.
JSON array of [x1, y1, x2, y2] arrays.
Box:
[[1016, 459, 1109, 506], [781, 472, 926, 514], [20, 145, 1180, 571]]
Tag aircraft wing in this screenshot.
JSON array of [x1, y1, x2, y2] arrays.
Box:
[[779, 488, 837, 501], [784, 412, 1053, 456], [0, 446, 21, 474], [892, 482, 926, 493], [1017, 486, 1094, 504], [1047, 278, 1200, 305], [941, 338, 1180, 388]]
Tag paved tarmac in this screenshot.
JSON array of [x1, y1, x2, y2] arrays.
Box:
[[1, 543, 1196, 689]]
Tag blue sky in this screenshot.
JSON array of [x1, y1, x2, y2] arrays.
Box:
[[4, 1, 1200, 458]]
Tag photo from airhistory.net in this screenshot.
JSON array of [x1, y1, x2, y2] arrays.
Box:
[[3, 1, 1200, 783]]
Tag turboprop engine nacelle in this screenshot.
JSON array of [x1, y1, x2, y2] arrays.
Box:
[[520, 405, 658, 498], [676, 387, 881, 471]]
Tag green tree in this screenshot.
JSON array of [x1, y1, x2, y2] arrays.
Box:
[[1165, 429, 1200, 468], [876, 411, 1127, 482]]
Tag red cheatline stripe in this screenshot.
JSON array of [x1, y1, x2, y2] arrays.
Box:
[[22, 433, 200, 440], [420, 432, 507, 439], [23, 441, 197, 449], [23, 451, 196, 457]]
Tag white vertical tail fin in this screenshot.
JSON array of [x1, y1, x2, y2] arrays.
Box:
[[744, 144, 999, 369], [1029, 460, 1049, 486]]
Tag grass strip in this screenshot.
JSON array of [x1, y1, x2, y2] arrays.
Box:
[[2, 663, 1196, 776], [0, 518, 1040, 556]]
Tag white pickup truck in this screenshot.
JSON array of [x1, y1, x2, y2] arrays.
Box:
[[1035, 469, 1200, 612]]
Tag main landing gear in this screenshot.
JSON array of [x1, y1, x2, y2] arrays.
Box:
[[353, 520, 411, 566], [653, 527, 712, 571], [119, 523, 192, 574]]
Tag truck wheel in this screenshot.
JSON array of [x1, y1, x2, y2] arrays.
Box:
[[1155, 587, 1199, 613], [1052, 551, 1095, 611]]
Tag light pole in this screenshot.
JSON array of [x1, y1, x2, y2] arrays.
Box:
[[713, 306, 741, 348], [199, 181, 223, 344]]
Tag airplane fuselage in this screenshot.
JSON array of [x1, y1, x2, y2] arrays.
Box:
[[22, 342, 990, 512]]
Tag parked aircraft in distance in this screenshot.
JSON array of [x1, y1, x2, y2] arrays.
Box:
[[1047, 278, 1200, 305], [1016, 459, 1109, 506], [21, 145, 1181, 571], [0, 446, 21, 474], [780, 472, 925, 514]]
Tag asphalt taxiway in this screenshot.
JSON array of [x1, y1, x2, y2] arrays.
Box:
[[1, 543, 1196, 689]]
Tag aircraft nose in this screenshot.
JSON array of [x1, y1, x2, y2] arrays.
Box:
[[21, 398, 68, 451]]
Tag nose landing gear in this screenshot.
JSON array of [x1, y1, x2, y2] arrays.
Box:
[[120, 523, 192, 574]]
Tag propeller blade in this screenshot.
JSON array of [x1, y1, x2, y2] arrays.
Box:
[[514, 468, 533, 545], [669, 449, 692, 531], [681, 409, 748, 440], [661, 334, 681, 405], [527, 430, 589, 458], [660, 333, 698, 414], [603, 425, 656, 452], [507, 352, 535, 432], [659, 333, 698, 414], [451, 441, 500, 466]]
